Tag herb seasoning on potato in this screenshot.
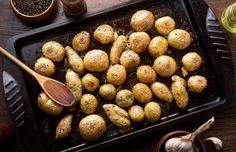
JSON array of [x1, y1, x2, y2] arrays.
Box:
[[56, 114, 73, 139], [37, 92, 63, 115], [82, 73, 100, 92], [72, 31, 90, 52], [171, 75, 189, 109], [42, 41, 65, 62], [65, 46, 85, 73], [132, 83, 152, 104], [99, 84, 117, 100], [110, 35, 127, 65], [79, 114, 106, 141], [80, 94, 98, 114]]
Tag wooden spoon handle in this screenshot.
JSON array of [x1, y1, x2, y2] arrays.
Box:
[[0, 46, 36, 76]]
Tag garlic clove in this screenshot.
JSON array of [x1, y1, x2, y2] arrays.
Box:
[[204, 137, 223, 151]]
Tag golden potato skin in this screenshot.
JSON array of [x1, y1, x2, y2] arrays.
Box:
[[106, 64, 127, 86], [83, 49, 109, 72], [79, 114, 106, 142], [110, 35, 127, 65], [37, 92, 63, 115], [131, 10, 154, 32], [42, 41, 65, 62], [65, 69, 83, 104], [103, 104, 130, 129], [155, 16, 175, 35], [94, 24, 115, 44], [99, 84, 117, 100], [82, 73, 100, 92], [137, 65, 156, 84], [129, 32, 150, 53], [168, 29, 191, 50], [148, 36, 168, 58], [188, 75, 207, 93], [120, 50, 140, 70], [132, 83, 152, 104], [115, 89, 134, 108], [80, 94, 98, 114], [151, 82, 173, 102], [144, 102, 161, 122], [128, 105, 145, 122], [34, 57, 55, 76], [56, 114, 73, 139], [171, 75, 186, 87], [65, 46, 85, 73], [171, 76, 189, 109], [182, 52, 202, 71], [153, 55, 177, 77], [72, 31, 90, 52]]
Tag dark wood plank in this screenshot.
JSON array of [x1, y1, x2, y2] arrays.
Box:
[[0, 0, 235, 151]]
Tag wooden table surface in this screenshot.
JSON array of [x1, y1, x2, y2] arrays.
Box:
[[0, 0, 236, 151]]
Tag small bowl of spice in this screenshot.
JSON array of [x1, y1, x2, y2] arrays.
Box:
[[10, 0, 57, 22]]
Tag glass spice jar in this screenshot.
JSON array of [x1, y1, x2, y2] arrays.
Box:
[[61, 0, 87, 17], [221, 2, 236, 33]]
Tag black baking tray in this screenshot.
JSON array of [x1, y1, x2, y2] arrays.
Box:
[[3, 0, 234, 151]]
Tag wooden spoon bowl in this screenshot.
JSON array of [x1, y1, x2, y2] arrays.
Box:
[[0, 46, 75, 107]]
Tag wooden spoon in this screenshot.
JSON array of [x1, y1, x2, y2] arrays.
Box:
[[0, 47, 75, 107]]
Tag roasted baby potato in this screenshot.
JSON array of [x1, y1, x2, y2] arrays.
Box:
[[171, 75, 186, 87], [106, 64, 127, 86], [83, 49, 109, 72], [129, 32, 150, 53], [128, 105, 145, 122], [168, 29, 191, 50], [79, 114, 106, 142], [144, 101, 161, 122], [120, 50, 140, 70], [94, 24, 116, 44], [65, 69, 83, 104], [99, 84, 117, 100], [171, 75, 189, 109], [72, 31, 90, 52], [151, 82, 173, 102], [42, 41, 65, 62], [182, 52, 202, 72], [155, 16, 175, 35], [110, 35, 127, 64], [153, 55, 177, 77], [136, 65, 156, 84], [188, 75, 207, 93], [37, 92, 63, 115], [130, 10, 154, 32], [115, 89, 134, 108], [103, 104, 130, 129], [80, 94, 98, 114], [82, 73, 100, 92], [56, 114, 73, 139], [148, 36, 168, 58], [34, 57, 55, 76], [132, 83, 152, 104], [65, 46, 85, 73]]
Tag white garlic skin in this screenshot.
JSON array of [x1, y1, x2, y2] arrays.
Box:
[[205, 137, 223, 150], [165, 137, 194, 152]]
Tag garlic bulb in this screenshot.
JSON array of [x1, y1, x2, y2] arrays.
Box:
[[165, 117, 215, 152], [165, 137, 194, 152], [205, 137, 223, 151]]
